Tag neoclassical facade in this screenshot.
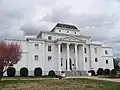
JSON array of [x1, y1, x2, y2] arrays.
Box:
[[5, 23, 114, 76]]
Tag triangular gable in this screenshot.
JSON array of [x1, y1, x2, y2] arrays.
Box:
[[57, 36, 85, 42]]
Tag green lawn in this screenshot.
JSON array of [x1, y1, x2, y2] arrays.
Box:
[[0, 78, 120, 90]]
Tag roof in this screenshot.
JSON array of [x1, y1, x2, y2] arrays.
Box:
[[51, 23, 78, 32]]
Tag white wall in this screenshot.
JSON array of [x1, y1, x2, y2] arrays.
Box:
[[100, 47, 114, 70], [45, 42, 58, 72], [27, 40, 46, 75], [42, 32, 67, 40], [101, 57, 114, 70], [84, 44, 90, 71], [90, 45, 114, 72]]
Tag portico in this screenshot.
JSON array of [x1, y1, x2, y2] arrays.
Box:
[[57, 38, 85, 71]]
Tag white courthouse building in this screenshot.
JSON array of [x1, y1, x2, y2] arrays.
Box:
[[5, 23, 114, 76]]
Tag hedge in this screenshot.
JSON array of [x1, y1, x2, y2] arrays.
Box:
[[111, 69, 117, 77], [104, 69, 110, 75], [20, 67, 28, 77], [34, 67, 42, 76], [7, 67, 16, 77]]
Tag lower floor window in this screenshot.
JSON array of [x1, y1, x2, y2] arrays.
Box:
[[61, 58, 63, 66], [34, 55, 39, 60], [95, 58, 98, 62], [85, 57, 87, 62], [106, 60, 108, 64]]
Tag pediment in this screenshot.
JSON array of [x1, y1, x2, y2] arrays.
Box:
[[58, 36, 85, 42]]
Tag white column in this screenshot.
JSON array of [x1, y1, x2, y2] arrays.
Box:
[[58, 43, 61, 71], [67, 43, 70, 71], [75, 44, 78, 70], [82, 44, 85, 70]]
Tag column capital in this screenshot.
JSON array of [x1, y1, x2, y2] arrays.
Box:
[[67, 43, 70, 45], [75, 43, 78, 46], [57, 42, 61, 45]]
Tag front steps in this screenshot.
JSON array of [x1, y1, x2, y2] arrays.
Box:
[[63, 70, 88, 76]]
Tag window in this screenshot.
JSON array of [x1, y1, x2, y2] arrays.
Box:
[[85, 57, 87, 62], [94, 48, 97, 54], [95, 58, 98, 62], [61, 46, 62, 52], [48, 36, 52, 40], [48, 56, 52, 61], [59, 30, 61, 32], [75, 32, 76, 34], [61, 58, 63, 66], [34, 55, 38, 60], [67, 31, 69, 33], [35, 44, 39, 49], [105, 50, 108, 54], [106, 60, 108, 64], [84, 48, 87, 53], [48, 45, 51, 51]]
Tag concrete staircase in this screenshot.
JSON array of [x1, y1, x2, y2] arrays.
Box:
[[63, 70, 88, 76]]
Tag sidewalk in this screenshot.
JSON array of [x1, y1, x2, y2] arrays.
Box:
[[66, 76, 120, 82]]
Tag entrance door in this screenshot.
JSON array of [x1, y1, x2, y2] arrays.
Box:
[[66, 59, 67, 70], [66, 58, 72, 70], [69, 58, 72, 70]]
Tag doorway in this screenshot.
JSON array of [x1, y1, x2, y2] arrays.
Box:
[[66, 58, 72, 70]]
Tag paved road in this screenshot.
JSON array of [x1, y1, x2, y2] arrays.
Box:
[[66, 76, 120, 82]]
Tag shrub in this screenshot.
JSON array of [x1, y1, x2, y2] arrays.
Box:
[[48, 70, 56, 77], [7, 67, 16, 77], [88, 70, 95, 76], [20, 67, 28, 77], [111, 69, 117, 77], [97, 68, 104, 75], [34, 67, 42, 76], [104, 69, 110, 75]]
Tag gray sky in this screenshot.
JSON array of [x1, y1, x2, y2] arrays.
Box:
[[0, 0, 120, 57]]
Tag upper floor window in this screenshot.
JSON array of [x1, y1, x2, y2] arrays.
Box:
[[85, 57, 87, 62], [59, 30, 61, 32], [95, 58, 98, 62], [48, 36, 52, 40], [48, 45, 51, 51], [34, 55, 39, 60], [106, 60, 108, 64], [94, 48, 97, 54], [35, 44, 39, 49], [84, 48, 87, 53], [105, 50, 108, 55], [75, 32, 76, 34], [67, 31, 69, 33], [48, 56, 52, 61]]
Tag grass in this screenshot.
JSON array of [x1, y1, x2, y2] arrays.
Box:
[[0, 78, 120, 90]]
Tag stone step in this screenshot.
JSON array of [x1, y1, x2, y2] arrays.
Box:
[[63, 71, 88, 76]]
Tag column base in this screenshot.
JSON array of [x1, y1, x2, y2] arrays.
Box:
[[67, 69, 71, 71]]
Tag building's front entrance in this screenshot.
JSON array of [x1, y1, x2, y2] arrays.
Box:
[[66, 58, 72, 71]]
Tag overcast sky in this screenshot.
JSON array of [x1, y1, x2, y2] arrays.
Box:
[[0, 0, 120, 57]]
